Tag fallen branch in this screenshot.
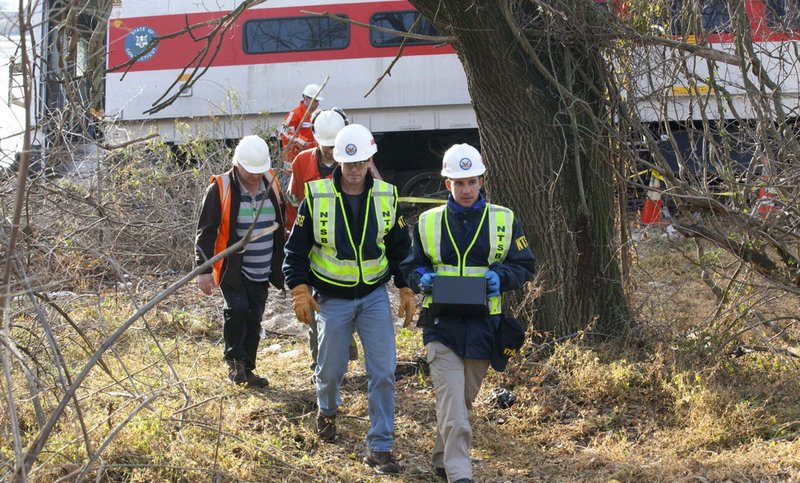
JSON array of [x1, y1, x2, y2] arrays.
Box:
[[728, 344, 800, 359]]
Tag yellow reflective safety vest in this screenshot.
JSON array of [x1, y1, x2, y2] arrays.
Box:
[[418, 203, 513, 315], [305, 178, 398, 287]]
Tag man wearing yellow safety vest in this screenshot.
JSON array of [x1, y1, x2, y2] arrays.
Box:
[[282, 124, 415, 475], [400, 144, 535, 483], [195, 135, 286, 389], [286, 107, 382, 377]]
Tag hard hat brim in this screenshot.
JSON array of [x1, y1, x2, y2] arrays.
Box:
[[239, 162, 271, 174], [313, 135, 336, 147], [441, 166, 486, 178], [334, 148, 376, 163]]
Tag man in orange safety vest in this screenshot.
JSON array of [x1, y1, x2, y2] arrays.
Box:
[[195, 135, 285, 388], [279, 83, 323, 165]]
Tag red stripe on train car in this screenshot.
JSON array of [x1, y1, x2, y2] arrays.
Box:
[[107, 1, 454, 72]]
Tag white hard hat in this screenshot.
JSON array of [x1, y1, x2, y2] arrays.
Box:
[[311, 108, 349, 146], [441, 143, 486, 178], [333, 124, 377, 163], [233, 135, 271, 174], [302, 83, 324, 101]]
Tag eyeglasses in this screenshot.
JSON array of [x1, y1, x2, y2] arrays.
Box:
[[344, 161, 368, 168]]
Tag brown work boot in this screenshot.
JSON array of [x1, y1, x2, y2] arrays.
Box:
[[363, 450, 401, 474], [316, 412, 336, 442], [226, 360, 246, 385], [243, 369, 269, 389]]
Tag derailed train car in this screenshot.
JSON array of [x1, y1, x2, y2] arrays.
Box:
[[628, 0, 800, 175]]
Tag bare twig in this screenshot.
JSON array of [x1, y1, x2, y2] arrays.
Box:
[[70, 392, 161, 483], [16, 223, 278, 478], [363, 15, 420, 98]]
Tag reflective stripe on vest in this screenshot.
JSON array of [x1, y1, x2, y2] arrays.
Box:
[[305, 178, 396, 287], [418, 203, 513, 315], [211, 175, 232, 285], [210, 170, 282, 285]]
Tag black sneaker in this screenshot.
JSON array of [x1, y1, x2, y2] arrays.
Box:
[[363, 450, 401, 474], [226, 360, 246, 385], [316, 413, 336, 442], [434, 467, 447, 479], [243, 369, 269, 388]]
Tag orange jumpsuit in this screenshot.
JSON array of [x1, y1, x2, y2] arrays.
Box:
[[279, 102, 317, 164], [286, 147, 382, 229]]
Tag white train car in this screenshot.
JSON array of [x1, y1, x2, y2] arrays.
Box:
[[628, 0, 800, 171], [104, 0, 477, 188]]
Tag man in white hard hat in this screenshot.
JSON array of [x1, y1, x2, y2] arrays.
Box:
[[285, 108, 382, 378], [400, 143, 535, 483], [283, 124, 415, 475], [196, 135, 286, 388], [279, 83, 323, 164]]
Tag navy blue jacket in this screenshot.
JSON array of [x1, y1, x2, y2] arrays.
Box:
[[400, 194, 535, 361], [283, 168, 410, 299]]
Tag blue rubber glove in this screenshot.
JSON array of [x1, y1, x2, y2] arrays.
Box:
[[485, 270, 500, 297], [419, 272, 437, 289]]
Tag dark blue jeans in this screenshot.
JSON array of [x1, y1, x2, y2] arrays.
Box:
[[220, 275, 269, 371]]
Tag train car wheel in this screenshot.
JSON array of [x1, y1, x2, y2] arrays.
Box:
[[399, 171, 448, 225]]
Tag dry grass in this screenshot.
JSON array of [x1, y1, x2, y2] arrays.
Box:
[[3, 147, 800, 481], [5, 236, 800, 482]]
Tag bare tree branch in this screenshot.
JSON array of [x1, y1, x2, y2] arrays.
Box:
[[17, 223, 278, 478]]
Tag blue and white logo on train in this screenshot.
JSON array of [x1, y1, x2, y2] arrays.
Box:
[[125, 26, 158, 62]]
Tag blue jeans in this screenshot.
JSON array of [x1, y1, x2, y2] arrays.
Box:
[[315, 285, 396, 452]]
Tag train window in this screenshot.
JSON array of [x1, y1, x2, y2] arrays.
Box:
[[670, 0, 683, 35], [766, 0, 800, 30], [669, 0, 685, 35], [701, 0, 731, 32], [243, 15, 349, 54], [369, 11, 442, 47], [669, 0, 732, 34]]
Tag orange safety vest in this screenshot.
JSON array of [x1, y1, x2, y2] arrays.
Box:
[[286, 148, 382, 228], [280, 103, 316, 162], [211, 169, 282, 285]]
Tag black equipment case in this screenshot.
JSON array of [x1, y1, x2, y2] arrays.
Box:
[[429, 276, 489, 317]]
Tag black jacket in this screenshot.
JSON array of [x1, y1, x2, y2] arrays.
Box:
[[282, 168, 410, 299], [195, 167, 286, 289]]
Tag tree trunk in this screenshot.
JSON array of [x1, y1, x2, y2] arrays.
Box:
[[410, 0, 631, 336]]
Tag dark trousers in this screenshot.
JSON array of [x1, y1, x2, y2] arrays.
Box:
[[220, 276, 269, 370]]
